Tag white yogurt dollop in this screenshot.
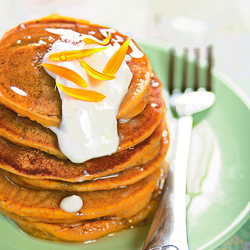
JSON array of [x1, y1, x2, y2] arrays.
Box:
[[60, 195, 83, 213], [43, 29, 132, 163]]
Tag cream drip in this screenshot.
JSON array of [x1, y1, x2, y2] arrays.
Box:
[[43, 29, 133, 163]]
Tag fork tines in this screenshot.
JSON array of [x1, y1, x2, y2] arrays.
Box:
[[207, 46, 213, 92], [168, 46, 213, 95]]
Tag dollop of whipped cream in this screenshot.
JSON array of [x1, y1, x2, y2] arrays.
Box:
[[60, 195, 83, 213], [43, 28, 133, 163]]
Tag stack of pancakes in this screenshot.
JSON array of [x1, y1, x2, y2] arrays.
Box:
[[0, 15, 169, 242]]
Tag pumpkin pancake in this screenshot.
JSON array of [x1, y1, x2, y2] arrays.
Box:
[[0, 73, 165, 159], [0, 117, 167, 182], [0, 166, 165, 224], [0, 14, 90, 48], [0, 14, 152, 128], [1, 132, 169, 191], [0, 103, 66, 159], [117, 73, 165, 151], [1, 198, 159, 242]]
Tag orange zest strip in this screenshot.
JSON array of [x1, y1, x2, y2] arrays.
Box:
[[56, 80, 105, 102], [42, 63, 88, 88], [48, 46, 109, 61], [83, 32, 112, 45], [103, 36, 131, 76], [79, 59, 115, 81]]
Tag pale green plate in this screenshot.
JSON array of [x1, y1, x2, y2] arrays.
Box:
[[0, 43, 250, 250]]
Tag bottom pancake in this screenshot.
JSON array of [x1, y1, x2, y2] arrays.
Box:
[[2, 198, 159, 242], [0, 164, 167, 224], [0, 161, 168, 242]]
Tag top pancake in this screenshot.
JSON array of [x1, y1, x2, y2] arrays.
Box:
[[0, 14, 152, 128]]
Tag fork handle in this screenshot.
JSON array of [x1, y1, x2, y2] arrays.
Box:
[[143, 116, 193, 250]]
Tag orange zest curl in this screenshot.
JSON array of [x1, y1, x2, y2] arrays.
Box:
[[103, 36, 131, 76], [48, 46, 109, 61], [79, 59, 115, 81], [56, 79, 105, 102], [42, 63, 88, 88], [83, 32, 112, 45]]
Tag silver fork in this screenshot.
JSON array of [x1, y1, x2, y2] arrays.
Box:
[[143, 47, 215, 250]]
